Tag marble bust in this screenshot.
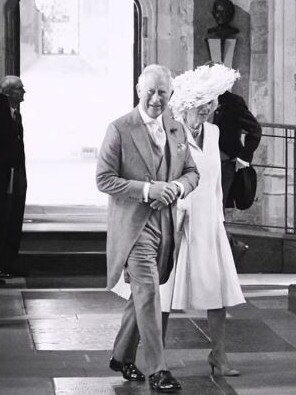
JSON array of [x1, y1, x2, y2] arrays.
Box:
[[207, 0, 239, 39]]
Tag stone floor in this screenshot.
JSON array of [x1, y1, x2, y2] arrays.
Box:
[[0, 275, 296, 394]]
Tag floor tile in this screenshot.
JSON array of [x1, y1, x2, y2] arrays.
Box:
[[0, 319, 33, 353], [29, 315, 121, 350], [53, 376, 233, 395], [192, 318, 295, 352], [0, 277, 26, 289], [23, 291, 125, 316], [54, 377, 124, 395], [0, 350, 111, 378], [0, 378, 54, 395], [0, 293, 25, 317], [226, 352, 296, 395], [26, 276, 106, 289], [248, 296, 287, 309], [0, 277, 296, 395], [165, 318, 210, 349]]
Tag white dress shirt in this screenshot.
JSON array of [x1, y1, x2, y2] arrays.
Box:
[[138, 105, 184, 202]]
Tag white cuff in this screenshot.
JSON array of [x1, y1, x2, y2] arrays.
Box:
[[143, 182, 151, 202], [237, 157, 249, 167], [172, 181, 185, 198]]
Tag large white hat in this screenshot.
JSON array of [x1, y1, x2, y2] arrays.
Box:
[[169, 63, 240, 121]]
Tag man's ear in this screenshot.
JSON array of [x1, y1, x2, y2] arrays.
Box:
[[136, 84, 141, 99]]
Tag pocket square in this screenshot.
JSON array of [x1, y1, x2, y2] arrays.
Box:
[[177, 143, 186, 151]]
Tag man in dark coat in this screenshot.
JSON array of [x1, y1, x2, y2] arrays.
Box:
[[214, 90, 262, 208], [213, 90, 261, 264], [0, 76, 27, 277]]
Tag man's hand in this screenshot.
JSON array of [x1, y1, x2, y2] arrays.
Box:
[[235, 157, 249, 172], [149, 181, 179, 210], [150, 200, 169, 210]]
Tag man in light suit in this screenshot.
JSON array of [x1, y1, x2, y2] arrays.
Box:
[[96, 64, 199, 392], [0, 76, 27, 278]]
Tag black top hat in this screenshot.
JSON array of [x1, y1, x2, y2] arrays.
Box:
[[231, 166, 257, 210]]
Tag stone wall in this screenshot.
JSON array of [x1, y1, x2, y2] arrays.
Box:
[[139, 0, 194, 77], [0, 0, 6, 77]]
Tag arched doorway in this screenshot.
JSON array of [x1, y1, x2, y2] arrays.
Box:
[[14, 0, 141, 208], [133, 0, 142, 106]]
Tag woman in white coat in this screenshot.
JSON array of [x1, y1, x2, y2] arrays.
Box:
[[161, 64, 246, 376]]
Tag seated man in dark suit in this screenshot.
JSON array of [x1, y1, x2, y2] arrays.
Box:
[[0, 76, 27, 278], [213, 90, 262, 263]]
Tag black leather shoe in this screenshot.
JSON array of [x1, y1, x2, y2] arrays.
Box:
[[149, 370, 181, 392], [0, 271, 12, 279], [109, 357, 145, 381]]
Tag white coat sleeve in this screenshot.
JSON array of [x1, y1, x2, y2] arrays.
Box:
[[215, 125, 225, 222]]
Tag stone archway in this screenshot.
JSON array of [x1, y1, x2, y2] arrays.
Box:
[[4, 0, 144, 101], [137, 0, 157, 67], [133, 0, 142, 106], [4, 0, 20, 75]]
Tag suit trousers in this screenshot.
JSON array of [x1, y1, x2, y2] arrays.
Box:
[[112, 214, 167, 375], [0, 166, 27, 271], [221, 159, 236, 209]]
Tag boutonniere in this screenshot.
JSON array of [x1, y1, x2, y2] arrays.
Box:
[[170, 127, 177, 133], [177, 143, 186, 151]]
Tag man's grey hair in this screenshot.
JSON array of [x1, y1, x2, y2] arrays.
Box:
[[138, 64, 173, 90], [0, 75, 22, 94]]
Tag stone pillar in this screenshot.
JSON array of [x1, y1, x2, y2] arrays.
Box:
[[139, 0, 157, 67], [0, 0, 20, 77], [0, 0, 7, 77], [264, 0, 296, 232], [139, 0, 194, 76], [157, 0, 194, 76], [4, 0, 20, 76], [249, 0, 268, 121]]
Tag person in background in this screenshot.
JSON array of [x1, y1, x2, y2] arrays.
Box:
[[0, 76, 27, 278], [214, 90, 261, 207], [213, 77, 262, 263], [96, 64, 199, 392], [160, 64, 245, 377]]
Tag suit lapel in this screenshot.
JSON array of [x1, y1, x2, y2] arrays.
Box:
[[130, 108, 156, 179], [163, 112, 179, 181]]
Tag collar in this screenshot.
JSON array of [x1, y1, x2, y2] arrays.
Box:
[[10, 107, 16, 117], [184, 122, 205, 149], [138, 104, 163, 126], [186, 123, 203, 139]]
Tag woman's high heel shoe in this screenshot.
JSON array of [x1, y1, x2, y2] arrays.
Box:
[[208, 351, 240, 377]]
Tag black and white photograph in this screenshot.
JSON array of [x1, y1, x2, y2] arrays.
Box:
[[0, 0, 296, 394]]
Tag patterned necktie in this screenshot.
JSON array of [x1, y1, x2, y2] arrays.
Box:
[[190, 124, 203, 139], [150, 121, 166, 152]]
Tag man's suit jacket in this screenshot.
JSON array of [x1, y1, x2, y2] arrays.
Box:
[[96, 107, 199, 289], [0, 94, 26, 271], [0, 93, 25, 172], [213, 91, 262, 163]]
